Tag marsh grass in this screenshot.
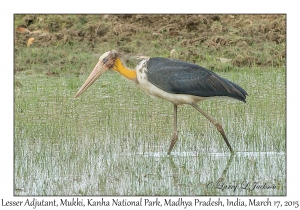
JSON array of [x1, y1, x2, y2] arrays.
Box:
[[14, 65, 285, 195]]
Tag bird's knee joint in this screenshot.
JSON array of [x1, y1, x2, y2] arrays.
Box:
[[172, 133, 178, 140], [215, 122, 224, 132]]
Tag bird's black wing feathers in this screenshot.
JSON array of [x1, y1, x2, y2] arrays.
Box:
[[146, 57, 248, 102]]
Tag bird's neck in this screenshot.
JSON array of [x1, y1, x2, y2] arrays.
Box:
[[113, 57, 137, 81]]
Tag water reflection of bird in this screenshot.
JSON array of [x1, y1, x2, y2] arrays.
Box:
[[75, 50, 248, 155]]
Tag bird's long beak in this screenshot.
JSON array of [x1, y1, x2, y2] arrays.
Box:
[[75, 61, 109, 98]]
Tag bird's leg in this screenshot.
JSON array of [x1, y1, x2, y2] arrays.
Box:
[[167, 104, 178, 155], [190, 103, 234, 154]]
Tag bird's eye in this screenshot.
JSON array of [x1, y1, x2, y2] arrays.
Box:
[[103, 56, 109, 64]]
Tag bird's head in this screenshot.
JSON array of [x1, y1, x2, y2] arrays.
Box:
[[75, 50, 119, 98]]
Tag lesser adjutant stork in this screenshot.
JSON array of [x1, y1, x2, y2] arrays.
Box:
[[75, 50, 248, 155]]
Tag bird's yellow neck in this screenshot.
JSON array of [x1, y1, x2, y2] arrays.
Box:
[[112, 57, 137, 81]]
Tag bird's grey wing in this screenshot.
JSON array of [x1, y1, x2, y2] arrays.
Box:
[[146, 58, 247, 102]]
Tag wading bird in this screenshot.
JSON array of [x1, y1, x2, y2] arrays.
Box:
[[75, 50, 247, 155]]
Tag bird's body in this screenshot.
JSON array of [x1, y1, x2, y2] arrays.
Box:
[[75, 50, 248, 155], [136, 57, 247, 105]]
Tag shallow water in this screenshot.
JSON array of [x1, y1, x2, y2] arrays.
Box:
[[14, 69, 286, 195], [137, 151, 285, 158]]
